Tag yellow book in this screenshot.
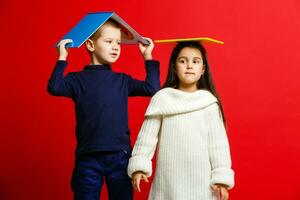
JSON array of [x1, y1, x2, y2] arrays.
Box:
[[154, 37, 224, 45]]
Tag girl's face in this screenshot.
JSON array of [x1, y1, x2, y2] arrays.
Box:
[[175, 47, 205, 91]]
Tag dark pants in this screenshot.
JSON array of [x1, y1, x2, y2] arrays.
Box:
[[71, 150, 133, 200]]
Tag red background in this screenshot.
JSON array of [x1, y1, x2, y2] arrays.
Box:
[[1, 0, 300, 199]]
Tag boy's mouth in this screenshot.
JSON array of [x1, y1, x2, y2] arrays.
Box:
[[110, 53, 118, 57]]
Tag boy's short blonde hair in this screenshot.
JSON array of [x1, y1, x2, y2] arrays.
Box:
[[89, 19, 121, 41]]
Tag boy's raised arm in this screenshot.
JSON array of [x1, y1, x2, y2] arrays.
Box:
[[47, 39, 75, 97], [128, 37, 160, 96]]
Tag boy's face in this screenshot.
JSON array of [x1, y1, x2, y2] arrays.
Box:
[[92, 24, 121, 65]]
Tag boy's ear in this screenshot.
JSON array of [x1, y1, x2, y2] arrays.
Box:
[[85, 39, 95, 52]]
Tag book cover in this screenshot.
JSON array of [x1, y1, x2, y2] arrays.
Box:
[[55, 12, 149, 48]]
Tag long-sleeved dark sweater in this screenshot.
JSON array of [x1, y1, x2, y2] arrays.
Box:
[[48, 60, 160, 156]]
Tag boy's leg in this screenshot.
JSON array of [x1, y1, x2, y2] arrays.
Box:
[[73, 190, 100, 200], [106, 150, 133, 200], [71, 153, 104, 200]]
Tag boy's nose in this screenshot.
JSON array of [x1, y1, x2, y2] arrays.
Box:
[[112, 46, 119, 50], [112, 42, 119, 50]]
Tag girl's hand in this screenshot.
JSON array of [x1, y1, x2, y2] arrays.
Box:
[[131, 171, 149, 192], [138, 37, 154, 61], [212, 184, 229, 200], [57, 39, 73, 61]]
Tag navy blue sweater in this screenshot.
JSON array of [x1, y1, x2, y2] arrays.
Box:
[[48, 60, 160, 156]]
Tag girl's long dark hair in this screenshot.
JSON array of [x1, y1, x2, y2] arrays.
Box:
[[162, 42, 226, 126]]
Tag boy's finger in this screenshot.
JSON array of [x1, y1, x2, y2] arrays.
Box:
[[138, 42, 144, 48], [142, 37, 153, 43], [58, 39, 73, 47], [63, 39, 73, 43], [140, 37, 152, 46]]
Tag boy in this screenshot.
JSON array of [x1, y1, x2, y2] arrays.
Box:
[[48, 19, 160, 200]]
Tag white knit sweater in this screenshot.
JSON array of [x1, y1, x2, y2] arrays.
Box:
[[128, 88, 234, 200]]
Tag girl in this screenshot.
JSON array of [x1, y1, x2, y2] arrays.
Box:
[[127, 41, 234, 200]]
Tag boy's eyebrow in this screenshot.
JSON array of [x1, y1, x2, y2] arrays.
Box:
[[102, 37, 121, 40]]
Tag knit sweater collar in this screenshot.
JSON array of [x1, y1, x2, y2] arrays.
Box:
[[84, 64, 112, 71], [145, 87, 217, 116]]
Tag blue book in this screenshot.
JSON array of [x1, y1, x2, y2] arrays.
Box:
[[55, 12, 149, 48]]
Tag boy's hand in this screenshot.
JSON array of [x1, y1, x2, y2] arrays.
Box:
[[138, 37, 154, 60], [211, 184, 229, 200], [131, 171, 149, 192], [57, 39, 73, 61]]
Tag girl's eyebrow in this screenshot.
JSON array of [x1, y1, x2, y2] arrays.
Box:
[[193, 57, 202, 60], [177, 56, 188, 59], [177, 56, 202, 60]]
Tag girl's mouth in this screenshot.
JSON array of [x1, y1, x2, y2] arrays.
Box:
[[184, 72, 195, 75]]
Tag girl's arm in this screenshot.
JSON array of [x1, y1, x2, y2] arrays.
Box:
[[127, 115, 161, 178], [207, 103, 235, 189]]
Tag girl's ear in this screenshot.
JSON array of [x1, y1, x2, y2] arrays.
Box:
[[85, 39, 95, 52], [202, 65, 206, 75], [173, 63, 178, 74]]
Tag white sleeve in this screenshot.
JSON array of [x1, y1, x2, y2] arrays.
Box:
[[208, 103, 235, 189], [127, 115, 161, 178]]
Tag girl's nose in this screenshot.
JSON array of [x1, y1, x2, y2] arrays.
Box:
[[186, 62, 192, 69]]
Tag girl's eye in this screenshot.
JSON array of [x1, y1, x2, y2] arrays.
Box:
[[179, 60, 185, 63], [194, 60, 200, 64], [105, 41, 112, 43]]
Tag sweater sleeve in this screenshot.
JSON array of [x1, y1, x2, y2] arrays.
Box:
[[207, 103, 235, 189], [47, 60, 76, 98], [127, 115, 161, 178], [127, 60, 160, 97]]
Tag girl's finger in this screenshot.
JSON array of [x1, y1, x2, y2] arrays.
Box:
[[136, 177, 141, 192], [220, 187, 229, 200], [211, 185, 219, 192], [131, 179, 136, 191], [142, 174, 149, 182]]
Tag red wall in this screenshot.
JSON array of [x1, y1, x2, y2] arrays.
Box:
[[1, 0, 300, 199]]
